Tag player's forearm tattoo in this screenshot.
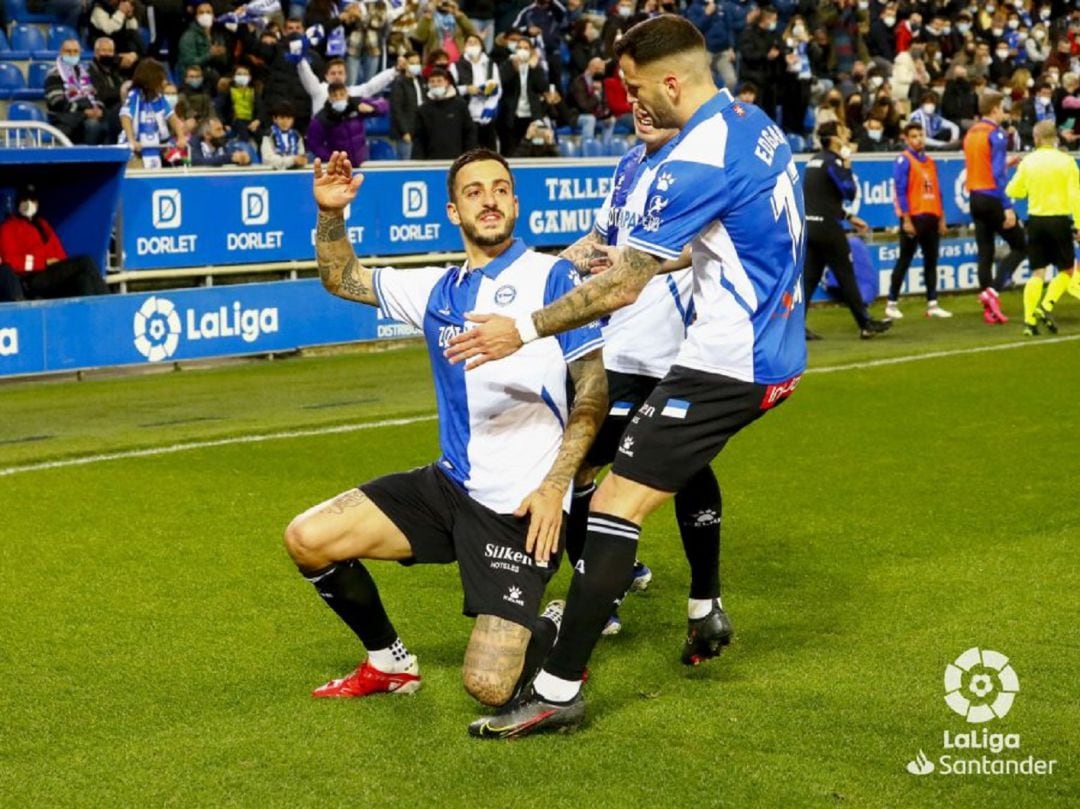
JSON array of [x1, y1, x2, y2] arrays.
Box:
[[534, 247, 661, 339], [315, 209, 377, 305], [542, 350, 607, 494], [558, 230, 603, 277]]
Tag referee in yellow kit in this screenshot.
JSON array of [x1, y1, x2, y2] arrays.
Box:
[[1005, 120, 1080, 336]]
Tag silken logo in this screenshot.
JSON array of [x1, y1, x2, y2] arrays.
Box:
[[402, 181, 428, 219], [152, 189, 182, 229], [241, 187, 270, 226]]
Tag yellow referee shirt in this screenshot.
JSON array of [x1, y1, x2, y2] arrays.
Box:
[[1005, 146, 1080, 224]]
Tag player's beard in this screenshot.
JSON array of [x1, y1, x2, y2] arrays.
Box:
[[645, 93, 679, 130], [461, 210, 516, 247]]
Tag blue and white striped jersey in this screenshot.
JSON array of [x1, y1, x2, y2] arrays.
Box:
[[627, 89, 807, 385], [594, 140, 694, 379], [373, 239, 603, 513]]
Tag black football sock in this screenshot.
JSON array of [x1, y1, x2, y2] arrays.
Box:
[[543, 513, 639, 682], [511, 613, 559, 703], [675, 466, 722, 601], [301, 560, 398, 651], [565, 482, 595, 567]]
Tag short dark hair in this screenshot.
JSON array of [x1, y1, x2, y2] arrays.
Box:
[[271, 101, 295, 118], [1034, 80, 1051, 93], [447, 148, 514, 203], [428, 67, 451, 83], [736, 80, 758, 97], [613, 14, 706, 66], [327, 81, 347, 95], [326, 57, 347, 71], [903, 121, 924, 136], [920, 90, 939, 104], [817, 121, 841, 143]]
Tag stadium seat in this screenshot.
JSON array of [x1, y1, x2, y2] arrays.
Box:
[[10, 25, 47, 56], [554, 124, 572, 137], [786, 133, 807, 153], [365, 113, 389, 137], [12, 62, 48, 99], [581, 137, 605, 158], [44, 24, 80, 57], [367, 138, 395, 161], [607, 136, 630, 156], [556, 138, 579, 158], [4, 0, 58, 23], [0, 30, 10, 52], [0, 63, 27, 99], [612, 117, 633, 135], [7, 100, 46, 122]]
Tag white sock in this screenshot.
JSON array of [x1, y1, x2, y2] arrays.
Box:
[[688, 598, 718, 620], [367, 638, 414, 673], [533, 669, 581, 702]]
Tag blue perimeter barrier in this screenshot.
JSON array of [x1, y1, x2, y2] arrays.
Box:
[[0, 236, 1039, 378], [117, 153, 1062, 273]]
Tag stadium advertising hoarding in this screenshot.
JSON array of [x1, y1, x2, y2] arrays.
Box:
[[119, 155, 1002, 272], [0, 279, 419, 378], [119, 161, 616, 271]]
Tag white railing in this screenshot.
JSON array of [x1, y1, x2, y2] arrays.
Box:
[[0, 121, 73, 148]]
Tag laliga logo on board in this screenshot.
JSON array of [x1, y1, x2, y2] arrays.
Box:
[[132, 295, 280, 362], [944, 646, 1019, 723], [954, 168, 970, 214], [0, 326, 19, 357]]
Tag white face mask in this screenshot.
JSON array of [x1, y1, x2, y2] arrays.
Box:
[[1040, 9, 1051, 20], [1037, 95, 1051, 105], [1035, 30, 1046, 41], [839, 145, 852, 160], [429, 85, 447, 99], [197, 12, 213, 28], [943, 25, 952, 35], [793, 24, 805, 38], [922, 103, 936, 115], [515, 47, 531, 61], [992, 27, 1004, 36], [858, 0, 868, 9], [618, 6, 632, 18], [164, 93, 179, 106], [531, 136, 546, 145], [407, 63, 422, 76], [869, 75, 884, 90], [883, 16, 896, 27], [465, 45, 481, 59], [19, 201, 37, 219], [234, 73, 250, 87], [996, 49, 1009, 60], [1008, 20, 1019, 29], [958, 22, 971, 34], [867, 128, 883, 141], [331, 99, 348, 112], [1027, 77, 1035, 88]]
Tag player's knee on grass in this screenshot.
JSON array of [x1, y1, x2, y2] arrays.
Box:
[[462, 616, 530, 707]]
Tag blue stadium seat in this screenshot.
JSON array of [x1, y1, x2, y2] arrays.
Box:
[[5, 0, 59, 23], [554, 124, 572, 137], [10, 25, 47, 56], [44, 24, 80, 58], [556, 138, 579, 158], [607, 135, 630, 156], [365, 113, 389, 137], [12, 62, 47, 99], [0, 63, 27, 99], [612, 117, 633, 135], [786, 133, 807, 153], [581, 137, 605, 158], [0, 30, 10, 52], [7, 100, 46, 121], [367, 138, 395, 161]]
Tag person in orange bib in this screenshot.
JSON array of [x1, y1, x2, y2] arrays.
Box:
[[886, 121, 951, 319], [963, 91, 1026, 324]]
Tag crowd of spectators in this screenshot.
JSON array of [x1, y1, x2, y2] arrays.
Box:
[[12, 0, 1080, 164]]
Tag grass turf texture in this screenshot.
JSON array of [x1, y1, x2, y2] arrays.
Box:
[[1, 290, 1077, 808]]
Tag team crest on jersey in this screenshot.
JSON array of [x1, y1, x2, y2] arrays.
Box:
[[494, 285, 517, 305], [641, 195, 669, 232], [732, 103, 746, 117]]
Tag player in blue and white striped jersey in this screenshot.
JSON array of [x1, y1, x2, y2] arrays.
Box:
[[454, 16, 807, 738], [283, 149, 606, 713], [558, 105, 729, 644]]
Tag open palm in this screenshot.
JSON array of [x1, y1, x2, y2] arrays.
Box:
[[313, 151, 363, 211]]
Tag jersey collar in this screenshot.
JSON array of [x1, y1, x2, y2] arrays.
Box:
[[681, 88, 735, 135], [464, 237, 527, 280]]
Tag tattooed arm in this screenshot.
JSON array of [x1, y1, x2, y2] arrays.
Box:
[[514, 348, 607, 563], [312, 151, 377, 305], [558, 229, 604, 277], [444, 246, 662, 369]]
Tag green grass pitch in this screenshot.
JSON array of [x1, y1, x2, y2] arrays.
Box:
[[1, 290, 1077, 808]]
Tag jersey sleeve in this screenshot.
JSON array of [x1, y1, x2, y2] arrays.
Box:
[[543, 258, 604, 362], [626, 158, 729, 260], [893, 155, 910, 215], [593, 182, 615, 241], [371, 265, 447, 329]]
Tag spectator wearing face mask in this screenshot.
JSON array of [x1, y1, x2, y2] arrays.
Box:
[[178, 2, 232, 86], [812, 89, 845, 149], [247, 17, 324, 133], [856, 115, 894, 151], [177, 65, 214, 137], [216, 65, 266, 142], [740, 6, 786, 122], [1026, 24, 1052, 69], [1017, 81, 1057, 149], [88, 0, 143, 75], [191, 117, 253, 166], [602, 0, 640, 58], [261, 102, 308, 169], [307, 82, 389, 165], [44, 40, 108, 146], [89, 37, 124, 140], [868, 2, 898, 62], [513, 0, 568, 90], [909, 91, 960, 149], [569, 16, 605, 77], [412, 68, 477, 160], [0, 185, 108, 302], [452, 33, 502, 151], [498, 36, 548, 156], [415, 1, 478, 63], [780, 15, 812, 135], [512, 118, 559, 157], [390, 52, 425, 160], [990, 42, 1017, 86], [298, 55, 397, 121]]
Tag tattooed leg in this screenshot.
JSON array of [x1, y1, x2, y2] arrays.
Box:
[[463, 616, 533, 707], [284, 487, 412, 569]]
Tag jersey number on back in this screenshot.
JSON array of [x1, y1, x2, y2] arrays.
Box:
[[770, 161, 803, 266]]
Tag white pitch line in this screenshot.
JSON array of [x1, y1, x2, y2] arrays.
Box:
[[2, 334, 1078, 477], [809, 334, 1080, 374], [0, 415, 437, 477]]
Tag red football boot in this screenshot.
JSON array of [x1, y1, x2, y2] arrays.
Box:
[[312, 659, 421, 698]]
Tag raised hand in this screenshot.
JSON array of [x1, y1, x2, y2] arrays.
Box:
[[313, 151, 363, 211]]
